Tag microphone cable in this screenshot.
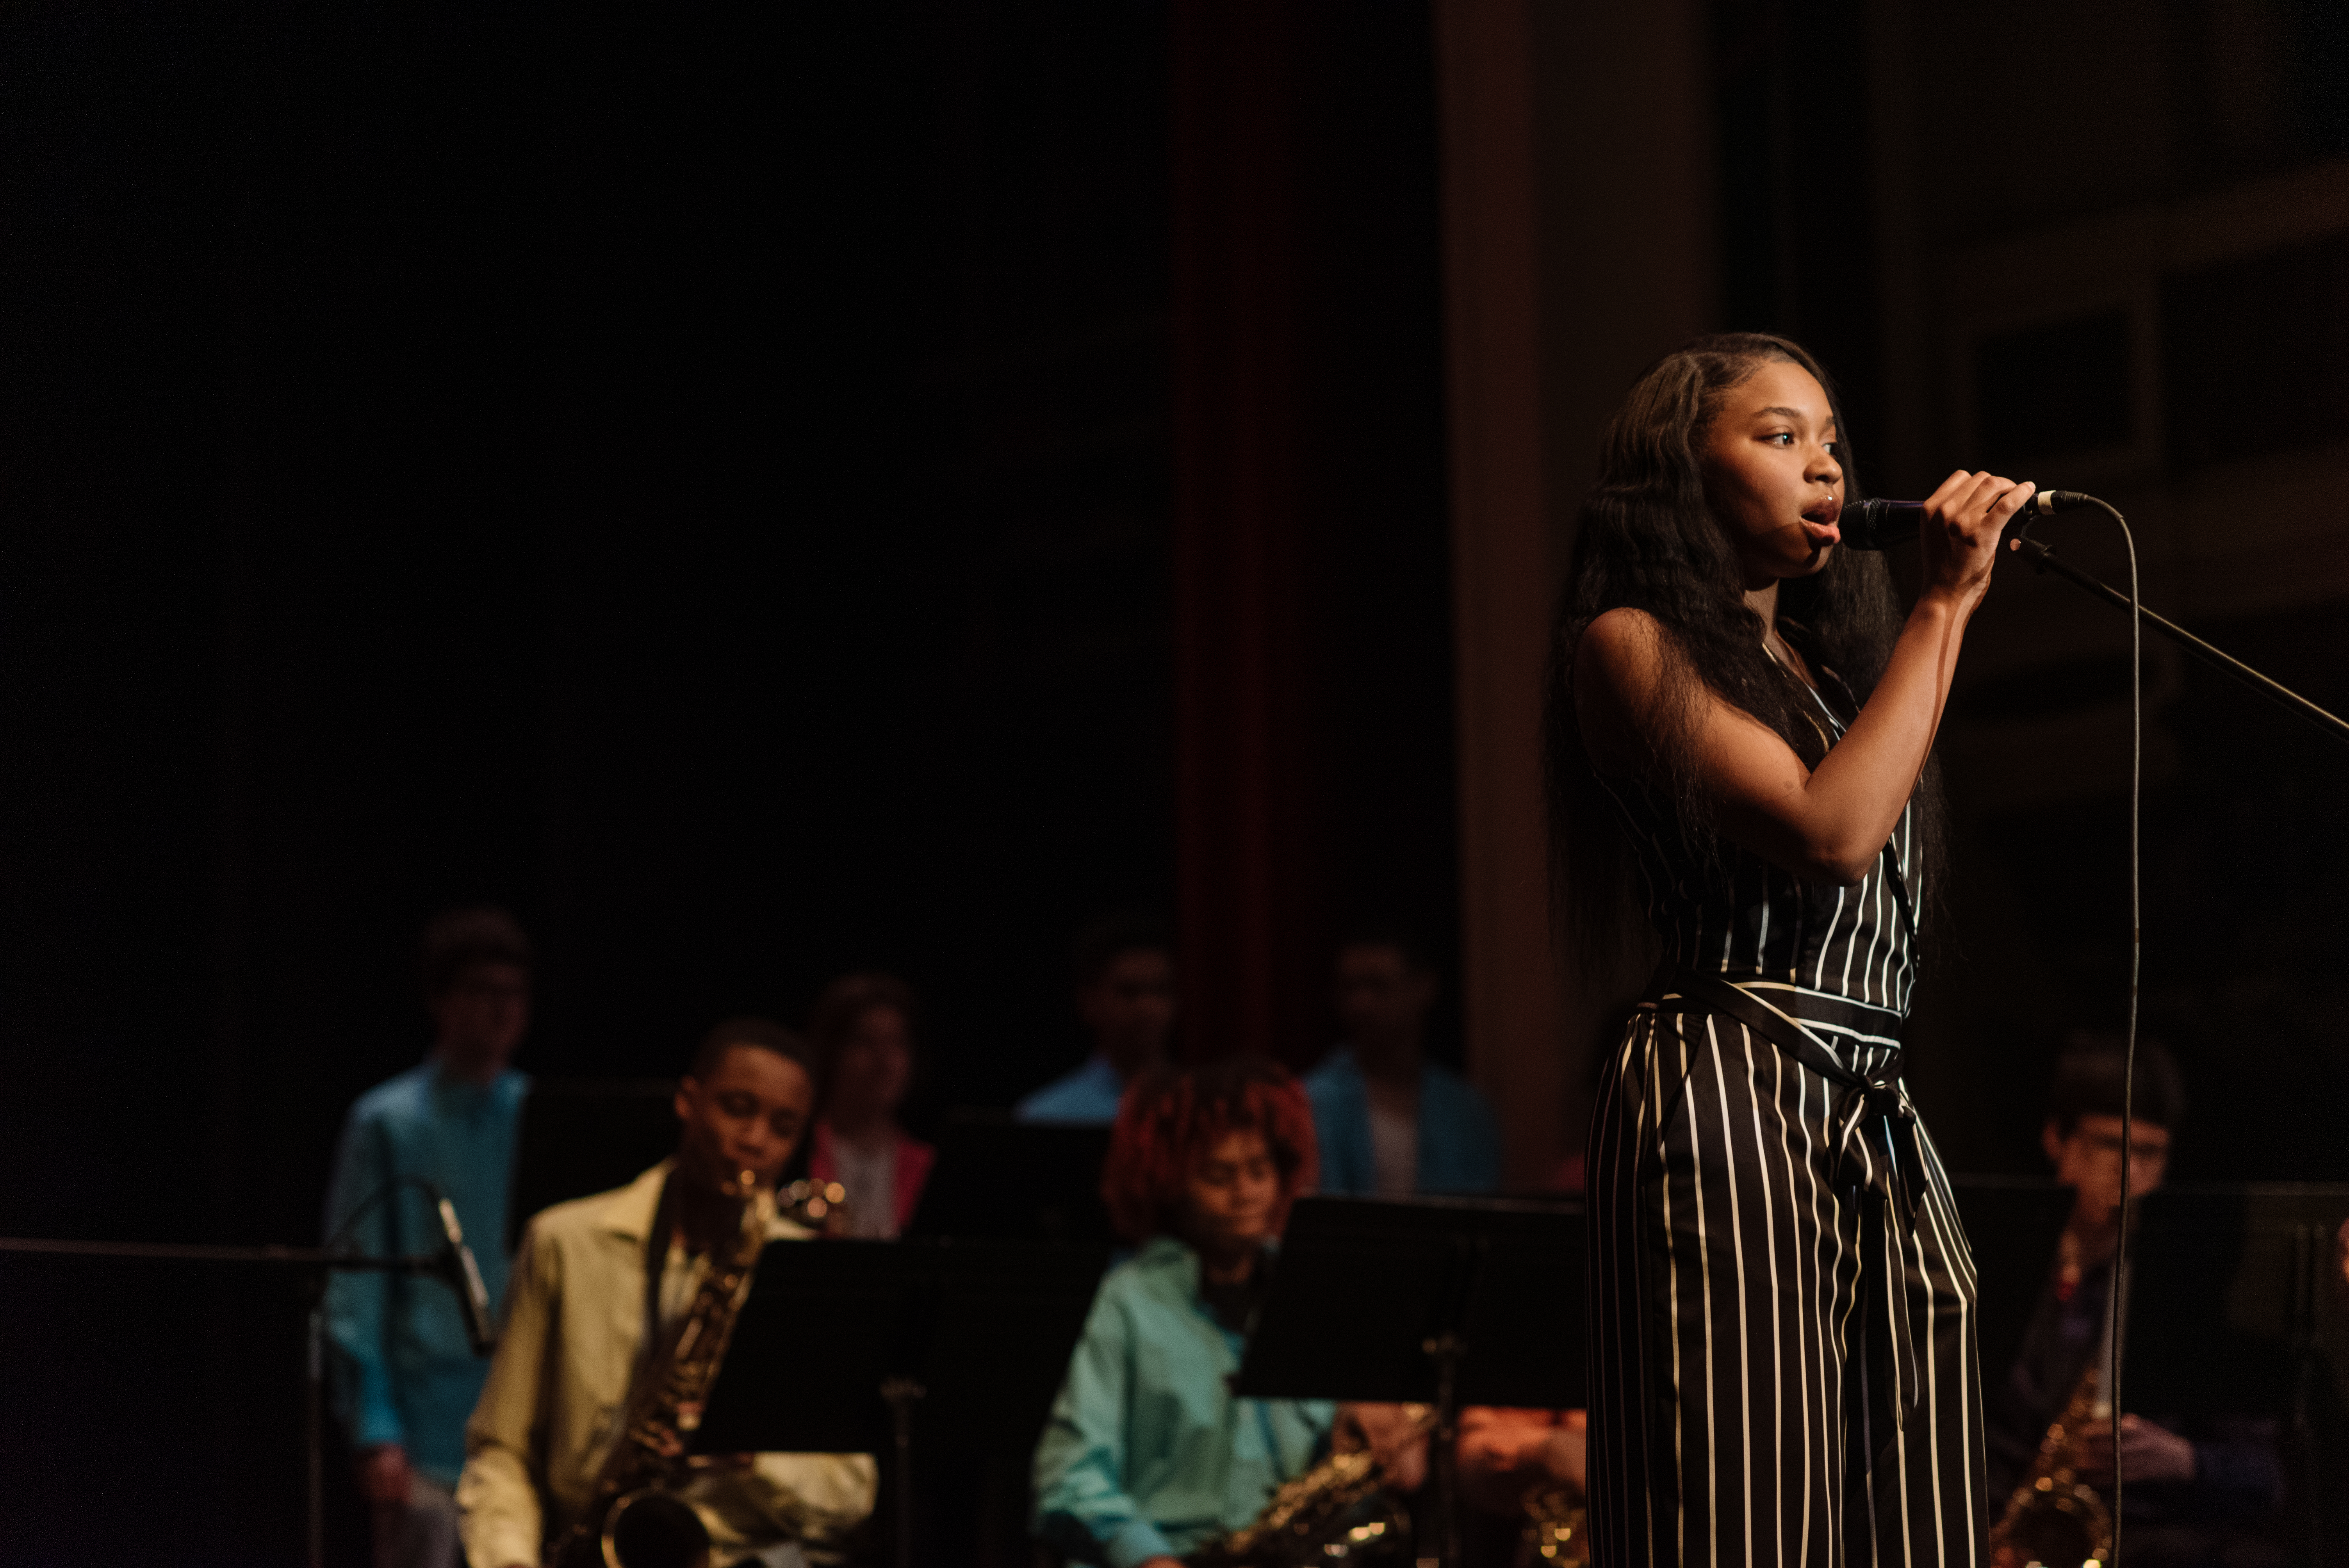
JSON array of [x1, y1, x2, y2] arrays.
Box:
[[2007, 492, 2139, 1560], [2073, 496, 2142, 1563]]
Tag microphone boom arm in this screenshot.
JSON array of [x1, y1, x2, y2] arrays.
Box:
[[2007, 524, 2349, 748]]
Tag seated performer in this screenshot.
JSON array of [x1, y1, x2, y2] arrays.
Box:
[[1017, 912, 1178, 1124], [1986, 1037, 2287, 1559], [324, 906, 534, 1568], [457, 1017, 876, 1568], [804, 971, 934, 1238], [1458, 1407, 1586, 1565], [1305, 928, 1500, 1196], [1032, 1057, 1424, 1566]]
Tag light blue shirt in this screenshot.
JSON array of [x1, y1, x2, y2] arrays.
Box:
[[1033, 1236, 1334, 1565], [1016, 1053, 1128, 1124], [322, 1059, 528, 1488], [1303, 1049, 1502, 1196]]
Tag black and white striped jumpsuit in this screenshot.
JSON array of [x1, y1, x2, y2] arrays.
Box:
[[1584, 686, 1984, 1566]]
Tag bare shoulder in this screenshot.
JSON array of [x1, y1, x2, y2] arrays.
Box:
[[1572, 608, 1670, 774], [1574, 608, 1670, 710], [1577, 606, 1663, 670]]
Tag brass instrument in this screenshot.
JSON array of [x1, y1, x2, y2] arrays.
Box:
[[1989, 1361, 2112, 1568], [548, 1169, 774, 1568], [1520, 1484, 1589, 1566], [1189, 1406, 1431, 1567], [780, 1178, 847, 1233], [1990, 1277, 2118, 1568]]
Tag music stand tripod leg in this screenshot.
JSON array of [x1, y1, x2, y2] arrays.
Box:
[[880, 1376, 924, 1568], [306, 1272, 327, 1568], [1420, 1330, 1464, 1568]]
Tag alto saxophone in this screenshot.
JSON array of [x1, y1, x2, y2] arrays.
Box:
[[1989, 1354, 2113, 1568], [1188, 1406, 1431, 1567], [548, 1169, 775, 1568]]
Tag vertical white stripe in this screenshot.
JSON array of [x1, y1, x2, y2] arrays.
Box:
[[1916, 1131, 1981, 1564], [1747, 1036, 1792, 1568], [1641, 1017, 1666, 1568], [1828, 1134, 1864, 1558], [1706, 1021, 1756, 1553], [1792, 1066, 1820, 1564], [1661, 1017, 1691, 1565], [1832, 878, 1851, 1000], [1909, 1191, 1944, 1556], [1850, 860, 1881, 1006], [1884, 1200, 1915, 1568], [1686, 1026, 1720, 1568], [1870, 853, 1896, 1008]]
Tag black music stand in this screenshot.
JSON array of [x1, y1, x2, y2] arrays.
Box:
[[507, 1078, 681, 1251], [693, 1235, 1109, 1568], [2125, 1183, 2349, 1564], [1231, 1195, 1585, 1568], [904, 1109, 1114, 1244]]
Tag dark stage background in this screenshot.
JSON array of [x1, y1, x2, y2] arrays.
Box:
[[0, 3, 1457, 1561], [5, 1, 2349, 1563]]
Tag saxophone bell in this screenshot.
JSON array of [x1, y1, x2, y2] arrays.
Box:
[[599, 1488, 712, 1568], [1989, 1367, 2114, 1568]]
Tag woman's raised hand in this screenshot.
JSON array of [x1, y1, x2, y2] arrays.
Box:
[[1916, 469, 2036, 611]]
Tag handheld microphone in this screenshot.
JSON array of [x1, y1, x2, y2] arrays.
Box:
[[1841, 490, 2094, 550], [433, 1195, 498, 1357]]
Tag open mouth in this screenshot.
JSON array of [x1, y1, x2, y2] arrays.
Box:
[[1800, 497, 1841, 543]]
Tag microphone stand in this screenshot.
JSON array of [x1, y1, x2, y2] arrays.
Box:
[[0, 1235, 457, 1568], [2009, 522, 2349, 748]]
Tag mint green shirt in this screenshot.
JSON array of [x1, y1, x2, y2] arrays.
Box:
[[1032, 1236, 1335, 1566]]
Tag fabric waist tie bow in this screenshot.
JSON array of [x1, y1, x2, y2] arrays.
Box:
[[1649, 968, 1922, 1218]]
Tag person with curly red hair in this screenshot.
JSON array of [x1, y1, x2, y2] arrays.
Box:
[[1031, 1057, 1422, 1565]]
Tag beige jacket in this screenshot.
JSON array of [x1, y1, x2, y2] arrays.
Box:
[[456, 1161, 877, 1568]]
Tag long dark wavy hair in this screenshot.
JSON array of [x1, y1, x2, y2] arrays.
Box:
[[1542, 332, 1946, 972]]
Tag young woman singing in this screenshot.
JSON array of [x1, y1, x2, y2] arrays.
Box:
[[1549, 333, 2032, 1564]]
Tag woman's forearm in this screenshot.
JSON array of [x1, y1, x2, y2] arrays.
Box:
[[1797, 590, 1970, 871]]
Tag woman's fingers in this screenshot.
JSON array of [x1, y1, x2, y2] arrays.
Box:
[[1957, 471, 2014, 524], [1922, 467, 1977, 512], [1907, 467, 2030, 606], [1936, 471, 2035, 545]]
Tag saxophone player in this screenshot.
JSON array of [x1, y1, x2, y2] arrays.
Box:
[[1986, 1038, 2287, 1563], [456, 1018, 878, 1568], [1031, 1058, 1426, 1566]]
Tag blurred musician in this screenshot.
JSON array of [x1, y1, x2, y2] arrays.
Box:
[[1016, 912, 1178, 1124], [456, 1018, 876, 1568], [1458, 1406, 1585, 1527], [324, 906, 533, 1568], [1031, 1058, 1425, 1566], [1305, 928, 1501, 1197], [1987, 1038, 2287, 1563], [804, 971, 933, 1238]]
